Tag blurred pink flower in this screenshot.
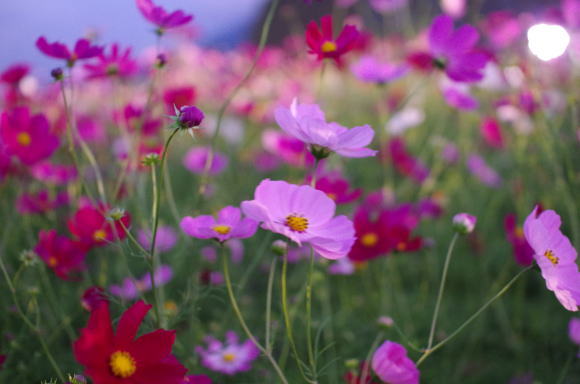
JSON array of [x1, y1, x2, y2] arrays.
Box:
[[370, 0, 408, 13], [181, 206, 258, 243], [136, 0, 193, 30], [372, 341, 419, 384], [17, 190, 68, 215], [84, 44, 139, 79], [137, 225, 178, 253], [466, 154, 501, 187], [504, 214, 535, 267], [110, 265, 173, 300], [480, 117, 504, 148], [568, 318, 580, 356], [306, 15, 360, 66], [35, 230, 86, 280], [183, 146, 228, 175], [36, 37, 103, 66], [196, 331, 259, 375], [352, 56, 408, 84]]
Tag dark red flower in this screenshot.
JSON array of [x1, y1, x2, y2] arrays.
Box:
[[306, 15, 360, 65], [504, 213, 534, 266], [349, 207, 392, 262], [35, 230, 86, 280], [68, 204, 131, 249], [1, 64, 29, 85], [74, 300, 187, 384], [81, 286, 109, 311], [163, 86, 197, 114], [383, 138, 429, 184]]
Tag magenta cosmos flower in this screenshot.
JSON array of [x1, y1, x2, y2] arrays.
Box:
[[35, 230, 86, 280], [410, 15, 488, 82], [275, 99, 377, 159], [196, 331, 259, 375], [569, 318, 580, 356], [137, 226, 178, 253], [136, 0, 193, 31], [36, 37, 103, 67], [372, 341, 419, 384], [84, 44, 139, 79], [0, 107, 59, 166], [352, 56, 408, 84], [183, 146, 228, 175], [180, 206, 258, 243], [524, 206, 580, 311], [241, 179, 355, 259], [110, 265, 173, 300], [306, 15, 360, 65]]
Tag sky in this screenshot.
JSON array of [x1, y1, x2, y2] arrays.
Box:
[[0, 0, 268, 74]]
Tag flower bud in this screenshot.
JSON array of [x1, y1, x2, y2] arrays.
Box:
[[178, 105, 205, 129], [452, 213, 477, 234], [271, 240, 288, 256], [141, 153, 160, 166], [51, 67, 64, 81]]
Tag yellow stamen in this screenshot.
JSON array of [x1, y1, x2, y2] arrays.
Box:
[[222, 352, 236, 362], [544, 249, 559, 265], [285, 215, 309, 232], [17, 132, 31, 146], [48, 257, 58, 267], [321, 41, 337, 53], [396, 242, 407, 252], [93, 229, 107, 242], [213, 225, 231, 235], [514, 227, 524, 238], [109, 351, 136, 378], [326, 192, 337, 201], [361, 233, 378, 247]]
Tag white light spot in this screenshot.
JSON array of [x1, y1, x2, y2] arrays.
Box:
[[527, 24, 570, 61]]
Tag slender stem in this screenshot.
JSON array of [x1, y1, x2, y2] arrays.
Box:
[[305, 247, 317, 378], [221, 246, 289, 384], [427, 233, 458, 350], [265, 258, 277, 352], [416, 266, 532, 366], [360, 332, 384, 384]]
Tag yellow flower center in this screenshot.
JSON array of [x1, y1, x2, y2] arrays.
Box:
[[514, 227, 524, 238], [326, 193, 337, 201], [213, 225, 232, 235], [222, 352, 236, 362], [17, 132, 31, 146], [285, 215, 308, 233], [321, 41, 337, 53], [93, 229, 107, 242], [361, 233, 378, 247], [109, 351, 136, 378], [544, 249, 559, 265], [396, 242, 407, 252], [48, 257, 58, 267]]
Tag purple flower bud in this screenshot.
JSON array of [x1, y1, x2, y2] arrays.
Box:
[[452, 213, 477, 234], [51, 67, 64, 81], [178, 105, 204, 129]]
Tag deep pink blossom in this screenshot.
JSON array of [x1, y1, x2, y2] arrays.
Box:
[[17, 190, 68, 215], [262, 130, 315, 168], [352, 56, 408, 84], [35, 230, 86, 280], [242, 179, 355, 259], [0, 107, 59, 165], [568, 318, 580, 356], [68, 204, 131, 249], [84, 44, 138, 79], [504, 213, 534, 266], [36, 37, 103, 66], [372, 341, 420, 384], [183, 147, 228, 175], [30, 162, 77, 185], [0, 64, 29, 85], [480, 117, 504, 148], [480, 11, 522, 49], [180, 206, 258, 243], [306, 15, 360, 65], [110, 265, 173, 300], [81, 286, 108, 311], [136, 0, 193, 30], [196, 331, 259, 375], [384, 138, 429, 183], [307, 171, 362, 204], [524, 207, 580, 311]]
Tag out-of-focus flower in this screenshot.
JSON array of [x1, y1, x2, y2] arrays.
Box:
[[30, 162, 77, 185], [452, 213, 477, 234], [137, 226, 178, 253], [68, 204, 131, 249], [84, 44, 139, 79], [73, 300, 187, 383], [1, 64, 29, 85], [81, 286, 108, 312], [328, 257, 355, 275], [372, 341, 420, 384], [242, 179, 355, 259], [440, 0, 465, 19], [307, 170, 362, 204], [35, 230, 86, 280], [466, 154, 501, 187], [480, 117, 504, 148], [442, 82, 479, 110], [36, 37, 103, 67], [17, 190, 68, 215], [387, 107, 425, 136], [196, 331, 259, 375], [183, 146, 228, 175], [352, 56, 408, 84], [164, 86, 196, 114], [136, 0, 193, 31], [262, 129, 315, 168], [370, 0, 408, 13], [110, 265, 173, 300], [181, 206, 258, 243], [480, 11, 522, 49], [384, 138, 429, 183], [0, 107, 59, 165], [524, 207, 580, 311], [275, 99, 377, 159], [568, 318, 580, 356], [504, 213, 534, 266], [306, 15, 360, 65]]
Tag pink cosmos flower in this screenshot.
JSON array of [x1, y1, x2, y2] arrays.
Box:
[[137, 226, 178, 253], [163, 86, 197, 114], [372, 341, 420, 384], [352, 56, 409, 84], [180, 206, 258, 243], [504, 213, 534, 266], [35, 230, 86, 280], [110, 265, 173, 300], [306, 15, 360, 65], [183, 147, 228, 175], [84, 44, 139, 79], [241, 179, 356, 260], [452, 213, 477, 234], [466, 154, 501, 187], [480, 117, 504, 148], [384, 138, 429, 183], [568, 318, 580, 356], [524, 207, 580, 311], [480, 11, 522, 49], [307, 170, 362, 204], [0, 107, 59, 165], [30, 162, 77, 185], [442, 82, 479, 110], [274, 99, 377, 159], [370, 0, 408, 13], [136, 0, 193, 30], [68, 204, 131, 249], [196, 331, 259, 375], [17, 190, 68, 215], [262, 130, 315, 168], [36, 37, 103, 66]]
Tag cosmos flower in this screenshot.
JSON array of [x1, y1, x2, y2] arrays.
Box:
[[35, 230, 86, 280], [306, 170, 362, 204], [195, 331, 259, 375], [466, 154, 501, 187], [441, 82, 479, 110], [183, 147, 228, 175], [81, 286, 108, 312], [0, 107, 59, 166], [110, 265, 173, 300], [349, 206, 393, 262], [180, 206, 258, 243], [370, 0, 408, 13], [68, 204, 131, 249], [241, 179, 355, 260], [452, 213, 477, 234], [73, 300, 187, 383], [523, 207, 580, 311], [0, 64, 29, 85], [568, 318, 580, 357], [262, 129, 315, 168], [84, 44, 139, 79], [136, 0, 193, 31], [306, 15, 360, 65], [384, 138, 429, 183], [480, 117, 504, 148], [163, 86, 197, 114], [505, 213, 534, 266], [351, 56, 408, 84], [36, 37, 103, 66], [30, 162, 77, 185], [137, 226, 178, 253], [17, 190, 68, 215], [274, 99, 377, 159], [372, 341, 420, 384]]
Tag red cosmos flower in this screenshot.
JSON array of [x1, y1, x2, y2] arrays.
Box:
[[74, 300, 187, 384], [504, 213, 534, 266], [349, 207, 392, 262], [68, 204, 131, 249], [306, 15, 360, 65], [35, 230, 86, 280], [383, 138, 429, 184]]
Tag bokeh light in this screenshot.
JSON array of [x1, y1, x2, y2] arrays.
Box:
[[527, 23, 570, 61]]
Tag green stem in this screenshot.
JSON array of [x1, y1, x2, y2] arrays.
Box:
[[426, 233, 458, 350], [221, 246, 289, 384], [417, 266, 532, 366], [305, 247, 317, 379], [265, 258, 277, 352]]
